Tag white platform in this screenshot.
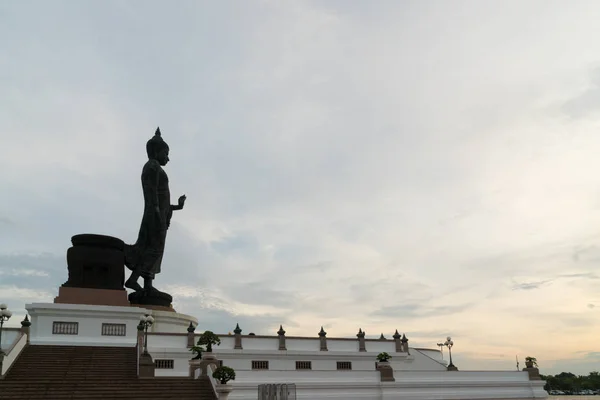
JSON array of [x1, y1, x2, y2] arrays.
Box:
[[25, 302, 197, 346], [14, 302, 547, 399]]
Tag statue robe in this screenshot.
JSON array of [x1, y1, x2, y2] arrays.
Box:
[[125, 159, 172, 279]]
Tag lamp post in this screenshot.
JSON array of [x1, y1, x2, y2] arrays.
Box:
[[444, 336, 456, 370], [139, 314, 154, 355], [437, 342, 445, 360], [0, 304, 12, 355]]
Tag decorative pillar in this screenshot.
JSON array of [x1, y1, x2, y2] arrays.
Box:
[[138, 317, 154, 378], [318, 326, 328, 351], [401, 333, 410, 354], [357, 328, 366, 352], [277, 325, 286, 350], [20, 315, 31, 344], [187, 322, 196, 348], [234, 323, 243, 349], [393, 330, 402, 352]]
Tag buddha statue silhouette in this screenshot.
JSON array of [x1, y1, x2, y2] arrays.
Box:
[[124, 127, 186, 303]]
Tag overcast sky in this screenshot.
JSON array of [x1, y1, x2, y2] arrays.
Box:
[[1, 0, 600, 375]]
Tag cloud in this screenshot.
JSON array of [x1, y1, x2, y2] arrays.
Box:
[[511, 279, 553, 291], [2, 0, 600, 374], [374, 302, 474, 319]]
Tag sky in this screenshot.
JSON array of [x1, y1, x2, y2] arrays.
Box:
[[1, 0, 599, 375]]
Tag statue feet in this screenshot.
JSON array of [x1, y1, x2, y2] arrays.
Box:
[[125, 276, 144, 292], [128, 286, 173, 307]]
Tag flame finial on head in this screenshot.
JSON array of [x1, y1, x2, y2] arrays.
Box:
[[146, 126, 168, 159]]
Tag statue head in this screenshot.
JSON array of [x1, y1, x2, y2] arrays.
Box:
[[146, 127, 170, 166]]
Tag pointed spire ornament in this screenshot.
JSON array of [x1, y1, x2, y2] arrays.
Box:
[[234, 323, 242, 335], [277, 325, 286, 336], [379, 333, 386, 340], [21, 314, 31, 327], [318, 326, 327, 337], [187, 321, 196, 333], [357, 328, 365, 338], [393, 329, 401, 340]]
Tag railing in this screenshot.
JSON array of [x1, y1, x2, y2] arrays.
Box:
[[1, 332, 27, 376], [208, 363, 219, 395], [193, 361, 219, 398]]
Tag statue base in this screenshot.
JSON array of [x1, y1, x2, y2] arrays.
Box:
[[55, 287, 130, 307], [129, 289, 173, 308]]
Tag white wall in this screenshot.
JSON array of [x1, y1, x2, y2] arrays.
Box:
[[217, 335, 236, 349], [286, 338, 319, 351], [226, 371, 548, 400], [148, 334, 187, 349], [27, 303, 141, 346], [25, 303, 194, 347], [148, 309, 197, 333], [327, 340, 359, 352], [144, 332, 448, 378]]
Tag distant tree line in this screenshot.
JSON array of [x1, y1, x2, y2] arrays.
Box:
[[541, 371, 600, 392]]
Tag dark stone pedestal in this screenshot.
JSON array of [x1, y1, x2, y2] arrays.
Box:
[[376, 362, 395, 382], [63, 234, 125, 290], [55, 287, 129, 307], [139, 352, 155, 378], [129, 290, 173, 308], [523, 367, 541, 380]]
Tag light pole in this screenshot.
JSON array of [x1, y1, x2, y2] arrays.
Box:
[[437, 342, 445, 360], [139, 314, 154, 355], [444, 336, 456, 370], [0, 304, 12, 355]]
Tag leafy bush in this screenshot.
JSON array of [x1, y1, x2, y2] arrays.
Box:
[[213, 366, 236, 384], [525, 356, 538, 367], [377, 352, 392, 362], [189, 345, 205, 360], [197, 331, 221, 352]]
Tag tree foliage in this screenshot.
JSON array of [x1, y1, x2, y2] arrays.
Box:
[[197, 330, 221, 352], [212, 366, 236, 384], [542, 371, 600, 393]]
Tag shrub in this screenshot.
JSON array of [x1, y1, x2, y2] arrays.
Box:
[[189, 345, 205, 360], [525, 356, 538, 367], [197, 331, 221, 352], [213, 366, 236, 384]]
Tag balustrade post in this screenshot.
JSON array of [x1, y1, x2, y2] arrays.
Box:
[[357, 328, 366, 352], [234, 323, 243, 350], [319, 326, 328, 351], [21, 315, 31, 344], [393, 330, 402, 352], [187, 322, 196, 348], [277, 325, 286, 351], [401, 333, 410, 354]]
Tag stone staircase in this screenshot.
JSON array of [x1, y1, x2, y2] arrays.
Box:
[[0, 345, 217, 400]]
